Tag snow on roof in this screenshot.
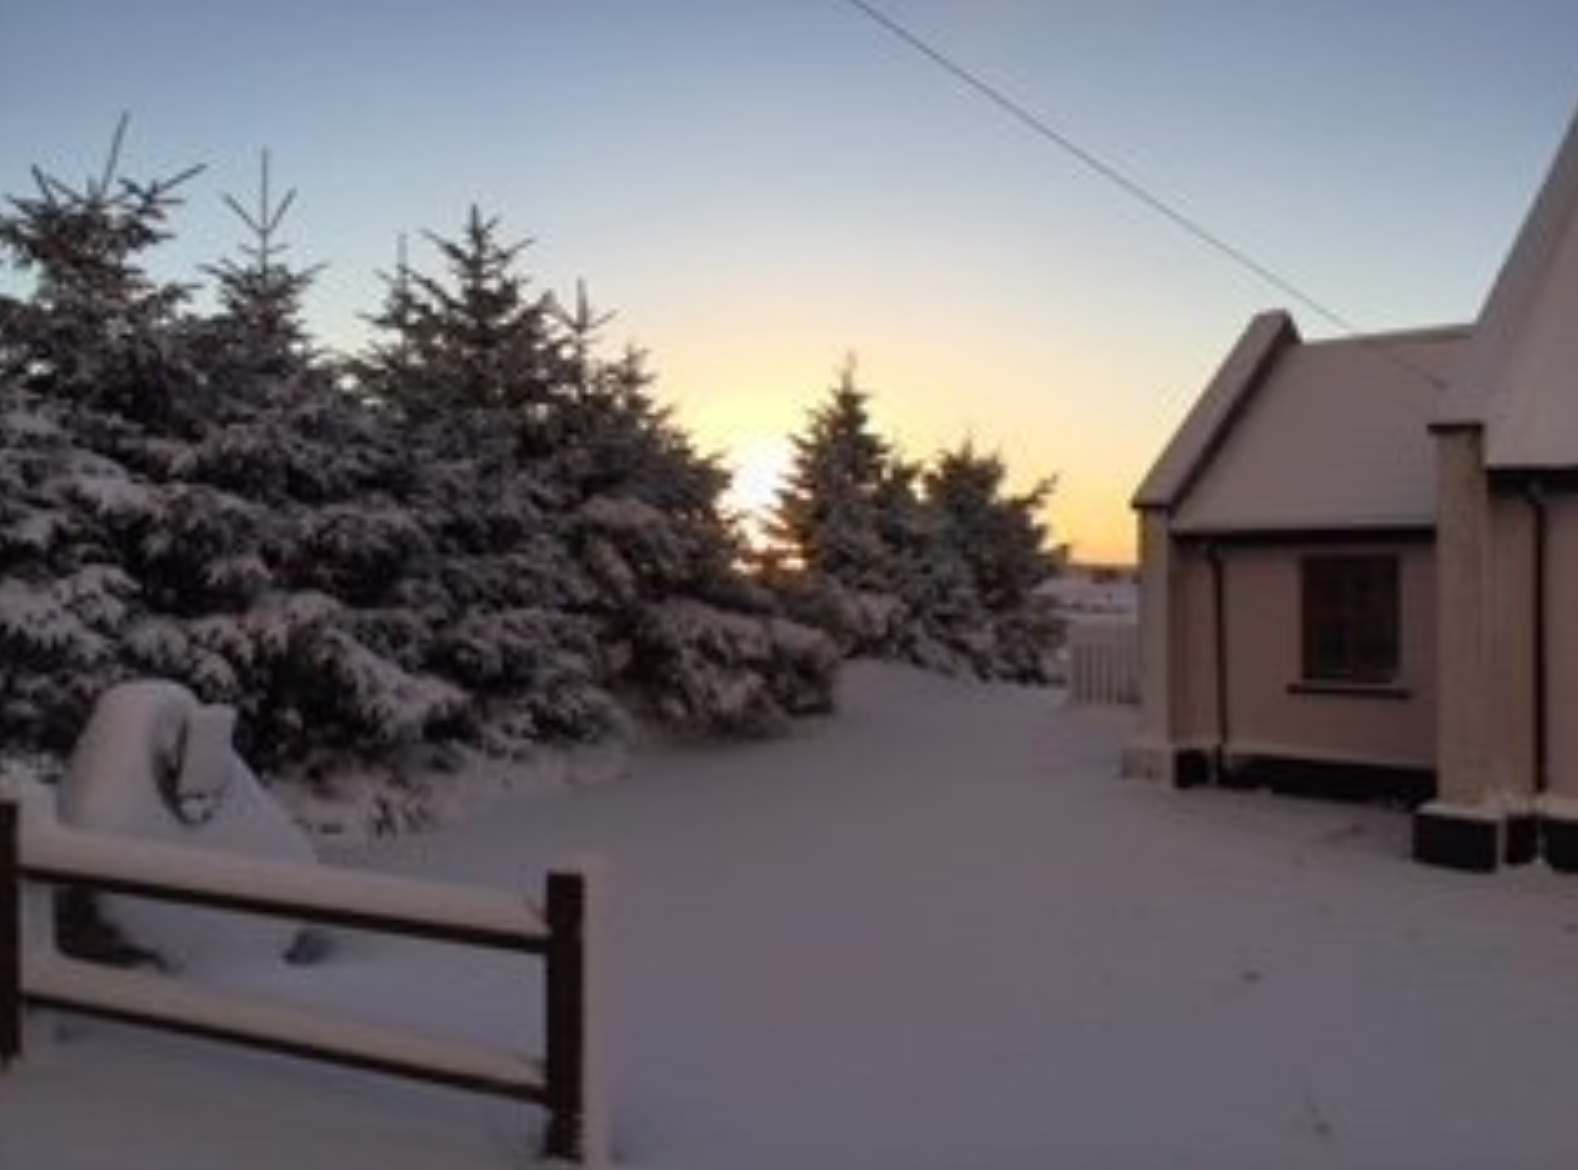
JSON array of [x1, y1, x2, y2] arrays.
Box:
[[1167, 325, 1467, 536], [1439, 106, 1578, 469]]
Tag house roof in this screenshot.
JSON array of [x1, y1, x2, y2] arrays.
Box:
[[1132, 310, 1297, 511], [1136, 318, 1467, 536], [1438, 106, 1578, 470]]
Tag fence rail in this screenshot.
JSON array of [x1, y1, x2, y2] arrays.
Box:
[[0, 791, 603, 1166]]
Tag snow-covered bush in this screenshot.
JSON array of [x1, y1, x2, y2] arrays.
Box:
[[56, 678, 317, 970]]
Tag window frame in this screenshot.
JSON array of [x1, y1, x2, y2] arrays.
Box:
[[1298, 553, 1402, 690]]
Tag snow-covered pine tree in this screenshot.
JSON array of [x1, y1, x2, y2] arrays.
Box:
[[352, 234, 433, 406], [919, 440, 1064, 681], [923, 441, 1058, 613], [770, 357, 896, 587], [766, 359, 919, 655], [880, 462, 992, 675], [0, 384, 139, 751], [353, 211, 621, 753], [0, 116, 202, 425], [141, 158, 458, 770], [765, 366, 1064, 682], [0, 138, 467, 774], [360, 205, 560, 421], [0, 123, 204, 750], [556, 345, 836, 735], [196, 150, 321, 382], [360, 212, 836, 738], [4, 135, 839, 782]]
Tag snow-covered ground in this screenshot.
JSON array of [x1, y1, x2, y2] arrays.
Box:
[[4, 662, 1578, 1169]]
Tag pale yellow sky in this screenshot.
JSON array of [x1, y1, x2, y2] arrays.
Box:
[[649, 275, 1241, 566]]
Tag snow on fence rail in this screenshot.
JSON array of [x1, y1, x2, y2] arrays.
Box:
[[0, 792, 605, 1167], [1067, 617, 1140, 707]]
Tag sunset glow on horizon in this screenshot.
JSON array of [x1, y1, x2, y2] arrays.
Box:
[[4, 1, 1575, 566]]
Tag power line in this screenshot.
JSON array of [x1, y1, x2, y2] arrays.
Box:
[[838, 0, 1449, 387]]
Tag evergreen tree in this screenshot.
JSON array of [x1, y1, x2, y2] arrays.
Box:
[[770, 357, 901, 590], [358, 206, 558, 420], [767, 366, 1064, 682], [0, 116, 202, 424], [198, 150, 320, 382], [0, 384, 138, 751], [923, 440, 1058, 612], [4, 143, 476, 770], [917, 441, 1063, 681], [358, 209, 836, 741], [2, 139, 838, 787], [0, 122, 203, 749], [353, 235, 432, 404]]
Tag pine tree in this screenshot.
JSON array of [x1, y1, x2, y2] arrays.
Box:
[[198, 150, 320, 382], [0, 122, 202, 749], [923, 440, 1058, 612], [0, 116, 202, 424], [359, 206, 558, 420], [911, 441, 1063, 680], [0, 384, 139, 751], [3, 137, 839, 782], [771, 357, 901, 589], [353, 234, 432, 403], [357, 208, 836, 741], [352, 214, 620, 751], [765, 365, 1065, 682]]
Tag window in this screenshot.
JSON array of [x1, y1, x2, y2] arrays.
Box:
[[1300, 555, 1400, 685]]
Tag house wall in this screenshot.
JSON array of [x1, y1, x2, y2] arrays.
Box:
[[1545, 495, 1578, 801], [1477, 490, 1578, 804], [1222, 544, 1436, 769], [1168, 543, 1221, 755], [1164, 540, 1436, 773], [1127, 513, 1177, 781], [1486, 495, 1538, 802]]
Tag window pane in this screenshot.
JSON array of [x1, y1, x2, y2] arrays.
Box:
[[1301, 555, 1399, 684]]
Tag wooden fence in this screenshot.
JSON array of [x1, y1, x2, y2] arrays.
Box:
[[1067, 617, 1141, 706], [0, 790, 604, 1166]]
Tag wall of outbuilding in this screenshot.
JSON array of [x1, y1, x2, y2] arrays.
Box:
[[1541, 495, 1578, 802], [1157, 538, 1437, 784]]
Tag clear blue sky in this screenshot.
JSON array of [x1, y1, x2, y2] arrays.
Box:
[[3, 0, 1575, 561]]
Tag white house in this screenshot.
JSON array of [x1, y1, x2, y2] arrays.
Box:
[[1130, 105, 1578, 872]]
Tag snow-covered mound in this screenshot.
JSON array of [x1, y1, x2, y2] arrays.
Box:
[[58, 679, 316, 970]]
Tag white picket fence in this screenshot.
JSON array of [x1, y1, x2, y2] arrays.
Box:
[[1067, 617, 1140, 707]]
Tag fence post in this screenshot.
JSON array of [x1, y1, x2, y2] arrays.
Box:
[[542, 868, 589, 1164], [2, 799, 20, 1067]]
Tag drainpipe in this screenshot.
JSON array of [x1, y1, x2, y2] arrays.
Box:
[[1207, 543, 1230, 782], [1525, 481, 1549, 796]]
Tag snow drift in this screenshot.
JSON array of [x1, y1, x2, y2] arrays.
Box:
[[56, 679, 315, 969]]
